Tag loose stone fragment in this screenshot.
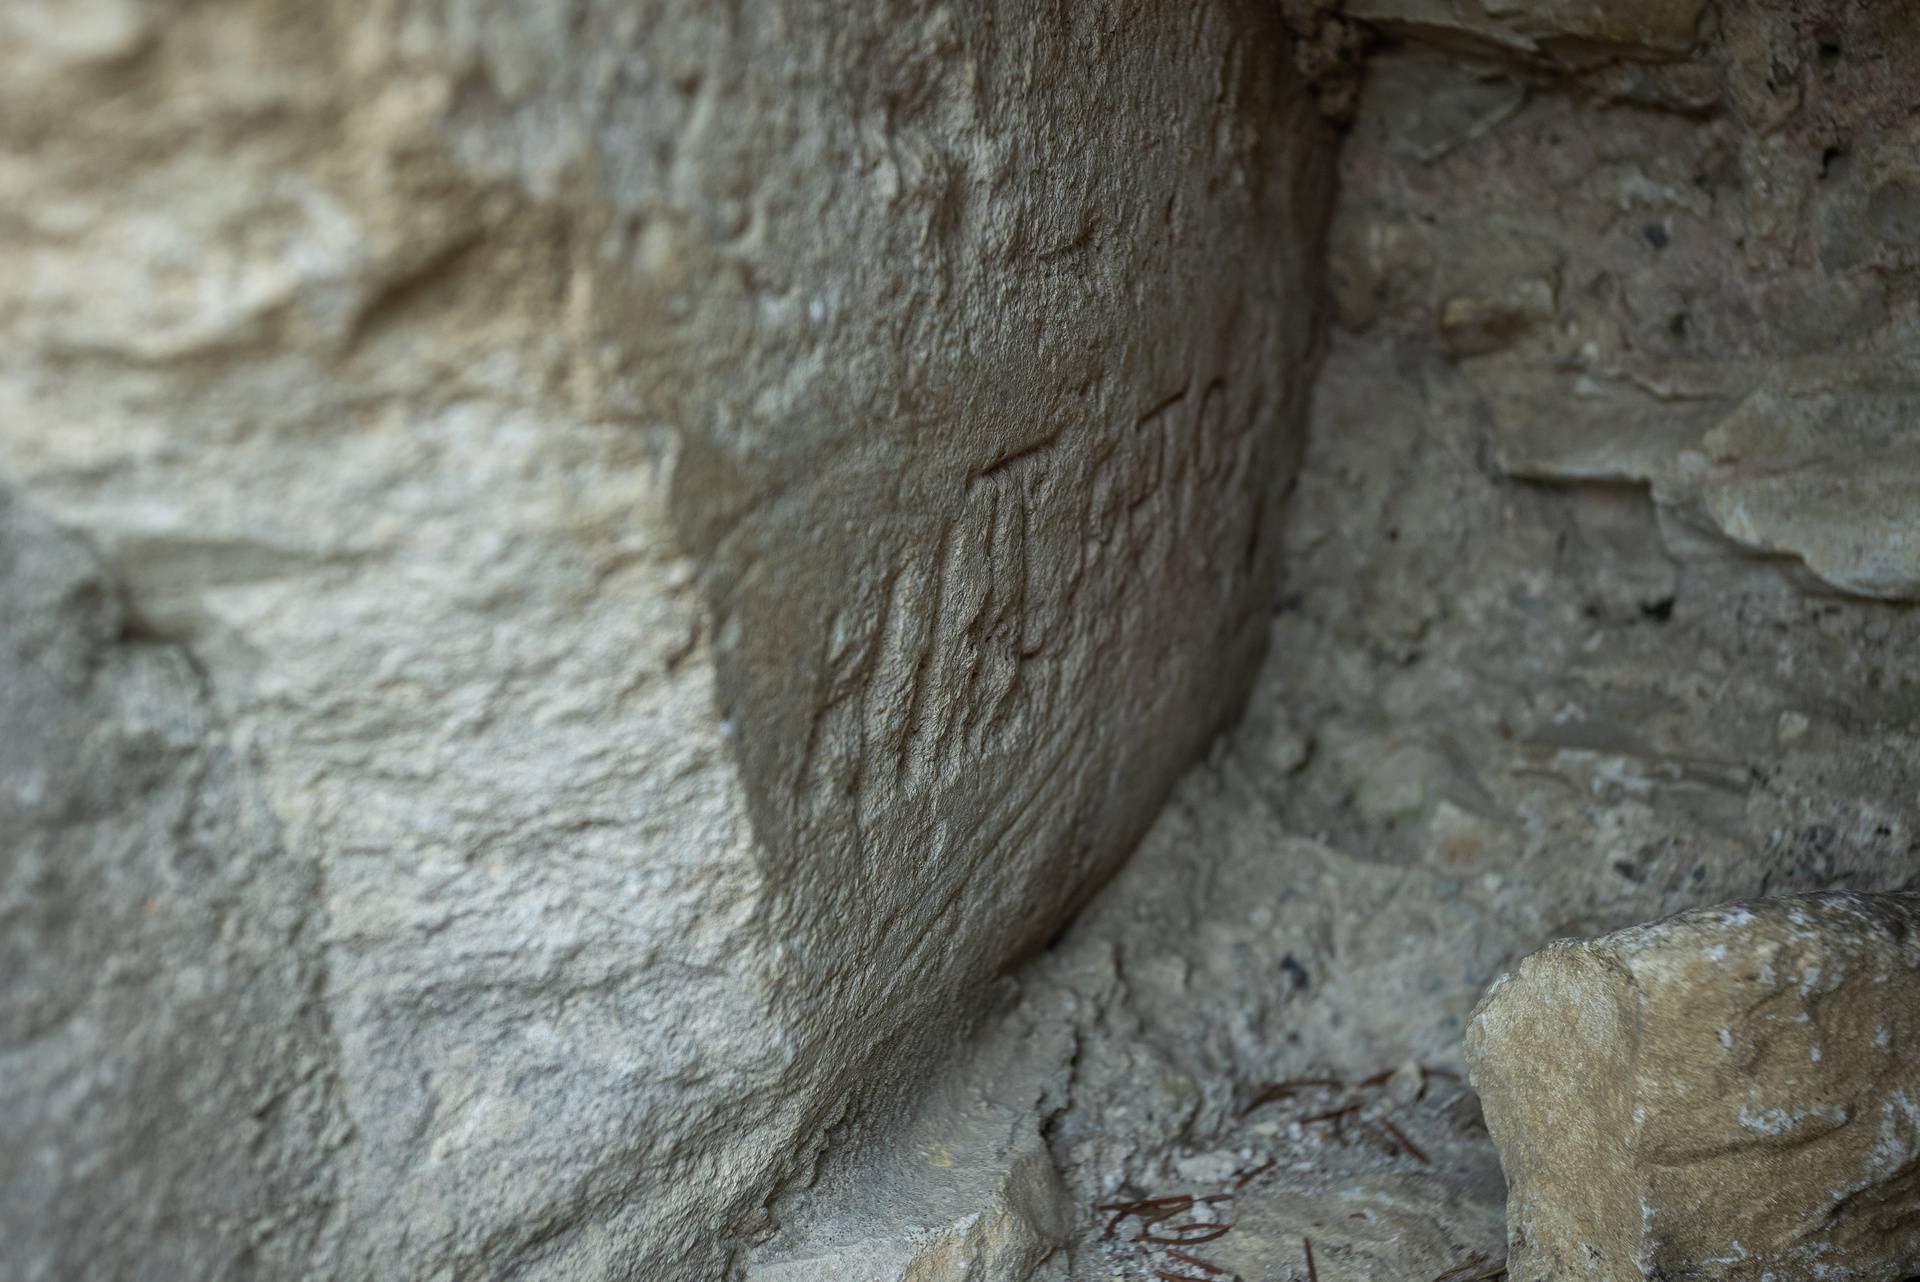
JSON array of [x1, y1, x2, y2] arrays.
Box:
[[1466, 892, 1920, 1282]]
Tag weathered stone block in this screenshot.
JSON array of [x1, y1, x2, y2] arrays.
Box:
[[1467, 892, 1920, 1282]]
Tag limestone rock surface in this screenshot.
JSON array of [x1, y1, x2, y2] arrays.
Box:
[[1210, 1159, 1505, 1282], [0, 491, 342, 1282], [1342, 0, 1708, 61], [992, 5, 1920, 1278], [1467, 892, 1920, 1282], [744, 1000, 1076, 1282], [1322, 1, 1920, 604], [0, 2, 1329, 1279]]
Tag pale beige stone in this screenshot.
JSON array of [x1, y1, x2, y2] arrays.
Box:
[[1468, 892, 1920, 1282]]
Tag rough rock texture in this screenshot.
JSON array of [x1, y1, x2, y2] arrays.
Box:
[[13, 0, 1920, 1277], [805, 2, 1920, 1275], [916, 4, 1920, 1279], [1341, 0, 1708, 61], [1329, 1, 1920, 604], [1467, 892, 1920, 1282], [0, 492, 343, 1282], [745, 995, 1076, 1282], [1210, 1157, 1505, 1282], [0, 2, 1328, 1279]]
